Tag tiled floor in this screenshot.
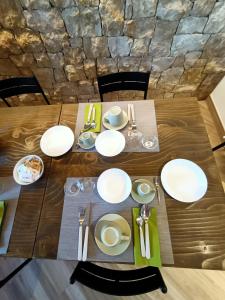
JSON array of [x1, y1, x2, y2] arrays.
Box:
[[0, 99, 224, 300]]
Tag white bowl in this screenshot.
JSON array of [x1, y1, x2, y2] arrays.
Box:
[[40, 125, 74, 157], [13, 155, 44, 185], [95, 130, 125, 157], [97, 168, 132, 204]]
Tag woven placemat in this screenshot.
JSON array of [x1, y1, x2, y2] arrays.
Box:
[[57, 176, 174, 265], [72, 100, 159, 153], [0, 177, 21, 254]]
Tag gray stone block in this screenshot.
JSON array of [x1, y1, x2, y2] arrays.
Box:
[[177, 17, 208, 34], [124, 18, 155, 39], [130, 39, 150, 57], [132, 0, 157, 18], [62, 7, 80, 37], [118, 57, 141, 72], [152, 57, 175, 72], [79, 7, 102, 37], [204, 2, 225, 33], [97, 58, 118, 75], [203, 33, 225, 58], [191, 0, 216, 17], [83, 37, 110, 58], [171, 34, 210, 56], [156, 0, 192, 21], [108, 36, 133, 58], [50, 0, 75, 7], [20, 0, 51, 9]]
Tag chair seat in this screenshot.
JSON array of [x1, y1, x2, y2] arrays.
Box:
[[70, 262, 167, 296]]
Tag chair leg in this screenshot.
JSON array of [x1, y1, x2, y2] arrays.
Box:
[[2, 98, 11, 107], [70, 264, 79, 284], [0, 258, 32, 288]]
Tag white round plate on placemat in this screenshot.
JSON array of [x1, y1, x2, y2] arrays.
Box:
[[161, 158, 208, 203], [97, 168, 132, 204], [95, 130, 125, 157], [40, 125, 74, 157]]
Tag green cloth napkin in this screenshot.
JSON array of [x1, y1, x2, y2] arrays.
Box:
[[132, 207, 162, 267], [0, 201, 6, 233], [84, 103, 102, 133]]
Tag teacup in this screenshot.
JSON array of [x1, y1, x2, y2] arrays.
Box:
[[78, 132, 95, 148], [104, 106, 123, 127], [137, 182, 151, 197], [101, 223, 129, 247]]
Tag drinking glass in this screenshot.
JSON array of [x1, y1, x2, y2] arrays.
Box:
[[64, 178, 95, 196], [141, 135, 158, 150]]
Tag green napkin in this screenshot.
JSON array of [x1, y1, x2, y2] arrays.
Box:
[[84, 103, 102, 133], [132, 207, 162, 267], [0, 201, 6, 233]]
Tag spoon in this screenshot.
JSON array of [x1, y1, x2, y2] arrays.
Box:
[[141, 205, 151, 259], [136, 216, 146, 257]]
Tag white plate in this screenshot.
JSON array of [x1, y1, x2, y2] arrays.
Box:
[[161, 159, 208, 203], [40, 125, 74, 157], [97, 168, 132, 204], [102, 110, 128, 131], [95, 130, 125, 157], [13, 155, 44, 185]]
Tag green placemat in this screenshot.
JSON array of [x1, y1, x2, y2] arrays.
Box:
[[132, 207, 162, 267], [84, 103, 102, 133], [0, 201, 6, 233]]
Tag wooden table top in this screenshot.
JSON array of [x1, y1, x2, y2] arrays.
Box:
[[1, 99, 225, 270]]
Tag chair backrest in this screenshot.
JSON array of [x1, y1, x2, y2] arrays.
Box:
[[70, 262, 167, 296], [0, 76, 50, 106], [97, 72, 150, 102]]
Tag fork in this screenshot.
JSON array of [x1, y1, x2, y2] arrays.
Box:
[[78, 207, 85, 261], [83, 103, 93, 131], [154, 177, 161, 204], [130, 103, 137, 132]]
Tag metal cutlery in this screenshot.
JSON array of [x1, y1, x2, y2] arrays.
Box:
[[141, 205, 151, 259], [154, 176, 161, 204], [78, 207, 85, 261], [83, 103, 93, 131], [91, 106, 96, 129], [130, 103, 137, 132], [82, 203, 91, 261], [136, 215, 146, 257]]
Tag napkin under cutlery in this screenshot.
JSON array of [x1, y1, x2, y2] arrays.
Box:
[[132, 207, 161, 267], [84, 103, 102, 133], [0, 201, 6, 235]]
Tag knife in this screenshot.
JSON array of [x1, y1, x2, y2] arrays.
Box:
[[82, 203, 91, 261]]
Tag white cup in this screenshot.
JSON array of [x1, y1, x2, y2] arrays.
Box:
[[78, 132, 95, 147], [101, 224, 129, 247], [104, 106, 123, 127], [137, 182, 151, 197]]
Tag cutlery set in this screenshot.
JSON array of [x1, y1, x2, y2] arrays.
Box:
[[136, 205, 152, 259], [81, 104, 96, 133], [78, 204, 91, 261]]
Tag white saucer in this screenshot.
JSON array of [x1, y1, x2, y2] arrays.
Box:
[[40, 125, 74, 157], [13, 155, 44, 185], [102, 110, 128, 131], [78, 133, 97, 150], [161, 159, 208, 203], [97, 168, 132, 204], [94, 214, 131, 256], [95, 130, 125, 157]]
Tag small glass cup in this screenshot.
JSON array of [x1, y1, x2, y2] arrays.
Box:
[[79, 178, 96, 193], [127, 130, 143, 150], [141, 135, 158, 150], [64, 178, 96, 196]]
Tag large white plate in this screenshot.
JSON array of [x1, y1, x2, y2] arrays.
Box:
[[161, 159, 208, 203], [95, 130, 125, 157], [97, 168, 132, 204], [40, 125, 74, 157]]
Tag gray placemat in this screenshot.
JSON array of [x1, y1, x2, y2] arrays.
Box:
[[0, 177, 21, 255], [72, 100, 159, 152], [57, 176, 174, 265]]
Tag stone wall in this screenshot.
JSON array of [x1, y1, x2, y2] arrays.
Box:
[[0, 0, 225, 105]]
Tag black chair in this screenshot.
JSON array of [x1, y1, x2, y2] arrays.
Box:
[[70, 262, 167, 296], [0, 258, 32, 288], [97, 72, 150, 102], [212, 141, 225, 151], [0, 76, 50, 107]]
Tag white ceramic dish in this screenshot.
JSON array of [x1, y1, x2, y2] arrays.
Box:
[[97, 168, 132, 204], [13, 155, 44, 185], [94, 213, 131, 256], [95, 130, 125, 157], [40, 125, 74, 157], [102, 110, 128, 131], [161, 158, 208, 203]]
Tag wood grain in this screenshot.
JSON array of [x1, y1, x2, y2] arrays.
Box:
[[0, 105, 61, 257], [34, 99, 225, 270]]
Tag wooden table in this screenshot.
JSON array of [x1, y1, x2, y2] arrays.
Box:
[[1, 99, 225, 270]]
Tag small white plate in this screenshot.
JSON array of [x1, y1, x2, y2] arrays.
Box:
[[95, 130, 125, 157], [13, 155, 44, 185], [40, 125, 74, 157], [161, 159, 208, 203], [97, 168, 132, 204], [102, 110, 128, 131], [94, 214, 131, 256]]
